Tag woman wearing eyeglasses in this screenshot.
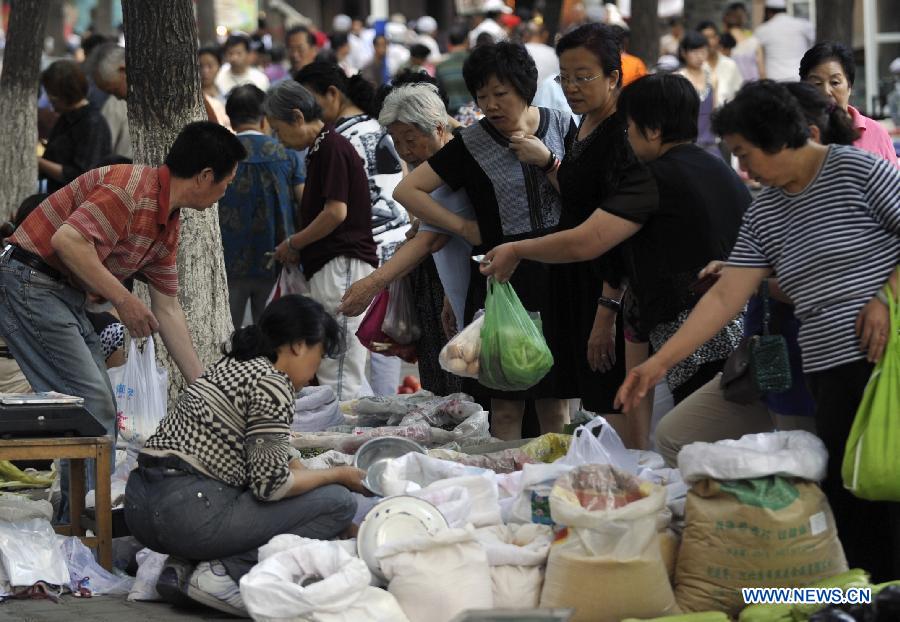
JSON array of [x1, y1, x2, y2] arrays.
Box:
[[482, 27, 750, 447]]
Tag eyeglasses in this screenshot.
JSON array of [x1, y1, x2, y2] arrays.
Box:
[[554, 72, 605, 88]]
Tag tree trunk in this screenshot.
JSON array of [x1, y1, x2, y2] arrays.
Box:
[[196, 0, 217, 47], [630, 0, 661, 67], [815, 0, 853, 45], [0, 0, 49, 222], [94, 0, 115, 36], [122, 0, 234, 405], [45, 0, 67, 57]]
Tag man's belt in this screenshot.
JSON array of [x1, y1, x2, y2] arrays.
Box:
[[8, 245, 62, 281]]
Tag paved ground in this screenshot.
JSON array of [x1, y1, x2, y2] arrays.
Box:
[[0, 596, 243, 621]]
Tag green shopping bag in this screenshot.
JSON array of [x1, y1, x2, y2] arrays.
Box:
[[478, 277, 554, 391], [842, 281, 900, 501]]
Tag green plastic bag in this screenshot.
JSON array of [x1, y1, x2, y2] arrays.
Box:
[[842, 281, 900, 501], [478, 278, 554, 391]]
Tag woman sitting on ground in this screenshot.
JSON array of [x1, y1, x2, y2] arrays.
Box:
[[125, 295, 366, 617]]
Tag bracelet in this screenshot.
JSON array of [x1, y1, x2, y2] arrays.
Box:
[[597, 296, 621, 312], [876, 289, 890, 306], [287, 235, 301, 252], [542, 151, 558, 174]]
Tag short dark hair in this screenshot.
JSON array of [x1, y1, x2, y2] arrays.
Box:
[[783, 82, 858, 146], [294, 61, 376, 117], [680, 30, 709, 53], [449, 24, 469, 46], [164, 121, 247, 181], [712, 80, 809, 152], [474, 32, 496, 47], [556, 23, 623, 88], [619, 73, 699, 143], [696, 20, 719, 34], [198, 46, 222, 65], [330, 32, 349, 50], [224, 294, 342, 362], [463, 41, 537, 103], [799, 41, 856, 86], [224, 34, 251, 53], [226, 84, 266, 126], [719, 32, 737, 50], [286, 25, 316, 47], [410, 43, 430, 60], [81, 34, 108, 58], [41, 60, 88, 106]]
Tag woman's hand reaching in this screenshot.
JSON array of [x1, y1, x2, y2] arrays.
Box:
[[508, 133, 551, 168], [480, 243, 520, 282], [338, 275, 383, 317]]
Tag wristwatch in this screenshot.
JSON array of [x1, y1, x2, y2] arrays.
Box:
[[597, 296, 621, 312], [287, 235, 301, 252]]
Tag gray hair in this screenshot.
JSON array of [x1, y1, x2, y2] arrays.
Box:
[[263, 79, 322, 122], [92, 42, 125, 81], [378, 83, 449, 135]]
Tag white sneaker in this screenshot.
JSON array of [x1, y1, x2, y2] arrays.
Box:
[[186, 560, 247, 617]]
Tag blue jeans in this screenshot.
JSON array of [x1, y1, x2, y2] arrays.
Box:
[[0, 252, 117, 513]]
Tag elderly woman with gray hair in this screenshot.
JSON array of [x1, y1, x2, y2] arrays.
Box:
[[338, 83, 475, 334], [337, 81, 477, 393], [267, 79, 379, 401]]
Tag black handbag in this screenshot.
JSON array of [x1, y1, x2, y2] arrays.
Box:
[[720, 281, 793, 404]]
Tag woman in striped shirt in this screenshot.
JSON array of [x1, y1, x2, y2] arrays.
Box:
[[616, 80, 900, 580]]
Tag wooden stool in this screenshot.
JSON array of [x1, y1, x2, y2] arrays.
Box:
[[0, 436, 113, 570]]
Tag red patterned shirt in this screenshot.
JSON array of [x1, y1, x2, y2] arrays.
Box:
[[9, 164, 181, 296]]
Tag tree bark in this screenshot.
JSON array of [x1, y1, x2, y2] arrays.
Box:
[[0, 0, 49, 221], [815, 0, 853, 46], [196, 0, 217, 47], [45, 0, 67, 57], [122, 0, 234, 405], [630, 0, 661, 67]]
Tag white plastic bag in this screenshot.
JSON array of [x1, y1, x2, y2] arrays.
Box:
[[377, 527, 493, 622], [438, 314, 484, 378], [381, 277, 421, 345], [266, 264, 309, 305], [0, 492, 53, 522], [506, 462, 574, 525], [412, 475, 502, 527], [293, 385, 343, 432], [475, 524, 553, 609], [109, 337, 168, 448], [0, 518, 70, 587], [677, 430, 828, 483], [559, 417, 639, 474], [127, 548, 167, 601], [58, 536, 134, 595], [240, 537, 409, 622]]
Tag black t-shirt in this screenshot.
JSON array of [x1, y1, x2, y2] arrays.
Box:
[[298, 126, 378, 279], [43, 104, 112, 193], [605, 142, 751, 330]]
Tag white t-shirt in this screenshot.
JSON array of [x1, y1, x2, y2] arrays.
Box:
[[215, 66, 270, 96], [469, 18, 506, 47], [525, 43, 560, 87], [712, 54, 744, 106], [754, 13, 815, 82], [419, 185, 475, 331]]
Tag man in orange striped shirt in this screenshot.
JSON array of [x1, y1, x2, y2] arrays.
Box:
[[0, 121, 246, 435]]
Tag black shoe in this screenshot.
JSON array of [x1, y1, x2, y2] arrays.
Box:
[[156, 556, 198, 609]]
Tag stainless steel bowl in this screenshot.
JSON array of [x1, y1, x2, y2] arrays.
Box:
[[354, 436, 427, 496]]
